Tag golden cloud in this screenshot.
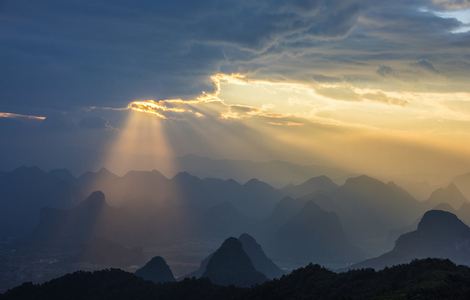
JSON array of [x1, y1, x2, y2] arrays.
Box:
[[0, 112, 46, 121]]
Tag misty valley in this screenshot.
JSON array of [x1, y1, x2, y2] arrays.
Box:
[[1, 159, 470, 299]]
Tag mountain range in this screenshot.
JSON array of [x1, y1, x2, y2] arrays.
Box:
[[266, 200, 363, 266], [2, 164, 470, 287], [352, 210, 470, 269], [176, 154, 351, 187]]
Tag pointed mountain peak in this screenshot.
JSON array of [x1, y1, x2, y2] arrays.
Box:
[[202, 237, 267, 287], [96, 167, 116, 177], [435, 183, 463, 195], [447, 182, 460, 191], [173, 171, 199, 182], [135, 256, 175, 283], [302, 175, 336, 187], [238, 233, 284, 279], [427, 183, 467, 210], [79, 191, 107, 209], [300, 200, 326, 215], [344, 175, 384, 188], [243, 179, 275, 196], [49, 169, 75, 182], [239, 233, 257, 244], [123, 169, 167, 180], [418, 210, 468, 233], [283, 176, 337, 198], [219, 236, 240, 249], [244, 178, 269, 187]]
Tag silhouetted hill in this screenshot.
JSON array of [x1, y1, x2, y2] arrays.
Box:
[[352, 210, 470, 269], [269, 200, 363, 265], [0, 166, 285, 243], [0, 166, 82, 237], [78, 168, 118, 191], [201, 237, 267, 287], [427, 183, 467, 210], [241, 179, 282, 215], [186, 235, 281, 280], [3, 259, 470, 300], [135, 256, 175, 283], [310, 175, 424, 254], [263, 196, 308, 230], [282, 175, 338, 198], [454, 172, 470, 200], [30, 191, 110, 245], [238, 233, 284, 279]]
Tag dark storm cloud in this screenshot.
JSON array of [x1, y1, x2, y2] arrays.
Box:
[[0, 0, 469, 114], [0, 0, 369, 112]]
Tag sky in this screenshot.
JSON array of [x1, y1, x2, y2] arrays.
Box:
[[1, 0, 470, 186]]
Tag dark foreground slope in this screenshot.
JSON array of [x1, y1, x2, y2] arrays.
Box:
[[353, 210, 470, 269], [3, 259, 470, 300]]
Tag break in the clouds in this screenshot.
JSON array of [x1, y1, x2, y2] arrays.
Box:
[[1, 0, 470, 185], [1, 0, 469, 112]]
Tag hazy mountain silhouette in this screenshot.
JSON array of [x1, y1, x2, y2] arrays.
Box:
[[176, 154, 350, 187], [25, 191, 143, 267], [352, 210, 470, 269], [458, 202, 470, 226], [201, 237, 267, 287], [73, 165, 341, 220], [427, 183, 467, 210], [4, 259, 470, 299], [269, 200, 363, 266], [454, 172, 470, 200], [48, 169, 76, 183], [0, 166, 82, 237], [186, 234, 281, 280], [238, 233, 284, 279], [1, 166, 286, 244], [102, 169, 282, 219], [135, 256, 175, 283], [433, 202, 457, 213], [281, 175, 338, 198], [77, 168, 119, 192], [263, 197, 307, 228], [241, 179, 282, 216], [309, 175, 424, 254], [30, 191, 110, 246]]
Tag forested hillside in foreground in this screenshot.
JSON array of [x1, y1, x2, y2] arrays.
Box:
[[2, 259, 470, 300]]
